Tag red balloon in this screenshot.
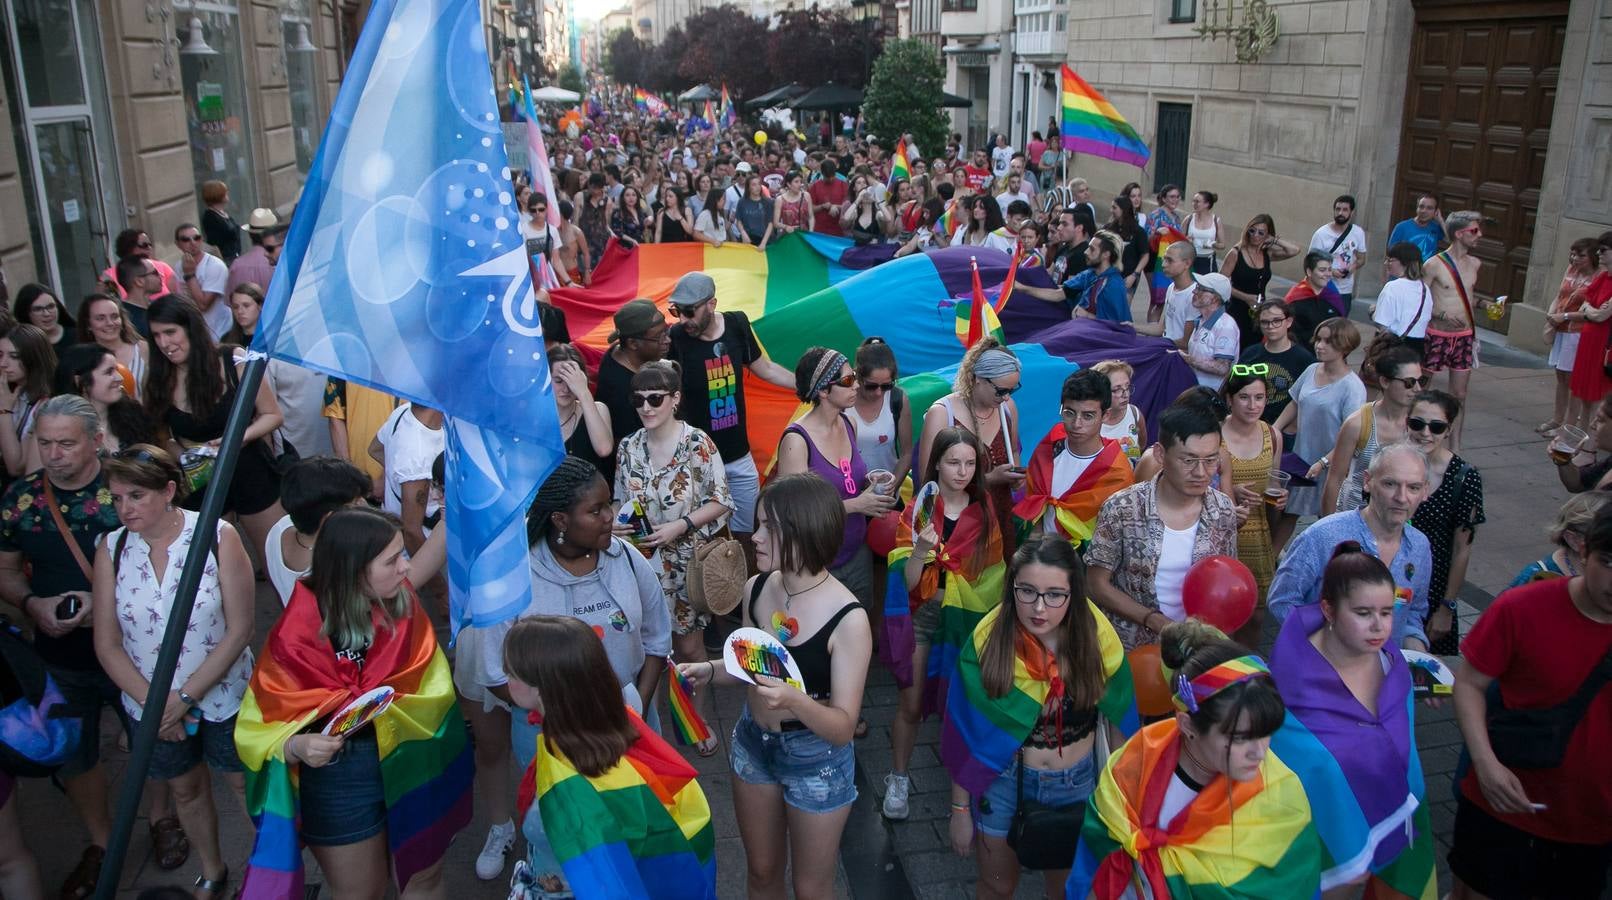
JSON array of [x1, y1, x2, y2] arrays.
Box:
[[1182, 555, 1258, 633], [867, 509, 899, 557], [1128, 644, 1173, 717]]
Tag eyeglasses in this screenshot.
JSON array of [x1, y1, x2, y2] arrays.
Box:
[[1258, 317, 1288, 328], [632, 392, 671, 409], [1013, 584, 1071, 608], [1231, 363, 1269, 376], [1173, 455, 1220, 473], [671, 298, 710, 318], [1406, 416, 1450, 435], [1388, 375, 1431, 390], [986, 378, 1020, 398], [859, 378, 894, 392], [837, 457, 856, 494], [176, 234, 201, 243], [1109, 383, 1132, 395]]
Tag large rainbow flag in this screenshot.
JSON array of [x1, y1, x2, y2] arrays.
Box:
[[1060, 64, 1150, 168], [235, 585, 473, 899], [1068, 719, 1323, 899], [521, 710, 717, 899], [941, 602, 1138, 796], [547, 234, 1199, 473]]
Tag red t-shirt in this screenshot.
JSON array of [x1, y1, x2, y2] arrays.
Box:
[[1459, 576, 1612, 843], [963, 165, 993, 193], [808, 179, 848, 237]]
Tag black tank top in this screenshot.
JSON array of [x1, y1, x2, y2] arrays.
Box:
[[747, 573, 861, 700]]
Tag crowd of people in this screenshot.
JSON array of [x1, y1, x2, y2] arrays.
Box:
[[0, 86, 1608, 900]]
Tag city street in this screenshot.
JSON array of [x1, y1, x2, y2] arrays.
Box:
[[11, 311, 1568, 898]]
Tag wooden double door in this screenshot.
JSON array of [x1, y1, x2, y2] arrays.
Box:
[[1393, 1, 1567, 328]]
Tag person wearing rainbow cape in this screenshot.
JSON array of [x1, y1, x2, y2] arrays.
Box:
[[880, 427, 1006, 821], [1012, 370, 1135, 549], [1268, 542, 1437, 899], [941, 535, 1139, 899], [234, 507, 471, 900], [1066, 621, 1323, 899], [504, 615, 716, 900]]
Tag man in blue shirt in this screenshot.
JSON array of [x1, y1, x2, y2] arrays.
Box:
[[1060, 231, 1131, 322], [1268, 441, 1433, 650], [1388, 194, 1446, 261]]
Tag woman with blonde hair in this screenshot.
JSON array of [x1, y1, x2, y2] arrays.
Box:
[[1090, 360, 1147, 465], [1221, 213, 1301, 348], [917, 338, 1025, 550], [1509, 491, 1612, 586]]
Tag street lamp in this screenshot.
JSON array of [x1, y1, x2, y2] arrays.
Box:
[[849, 0, 881, 87]]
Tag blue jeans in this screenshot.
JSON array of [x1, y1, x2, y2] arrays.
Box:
[[974, 752, 1097, 838], [729, 710, 856, 814], [298, 730, 386, 846]]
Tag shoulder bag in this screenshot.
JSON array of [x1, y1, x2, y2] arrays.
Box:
[[687, 528, 747, 617], [1487, 643, 1612, 769], [1007, 724, 1109, 870]]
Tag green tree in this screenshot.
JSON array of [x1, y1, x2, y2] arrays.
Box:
[[603, 27, 646, 87], [558, 66, 585, 95], [861, 39, 947, 157]]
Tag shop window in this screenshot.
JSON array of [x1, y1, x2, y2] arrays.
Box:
[[176, 4, 258, 214]]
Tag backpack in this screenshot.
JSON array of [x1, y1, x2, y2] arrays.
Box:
[[0, 623, 82, 777]]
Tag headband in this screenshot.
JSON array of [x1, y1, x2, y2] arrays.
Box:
[[971, 349, 1021, 381], [1173, 655, 1270, 714], [808, 350, 849, 399]]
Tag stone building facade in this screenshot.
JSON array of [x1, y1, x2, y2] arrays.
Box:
[[1058, 0, 1612, 351]]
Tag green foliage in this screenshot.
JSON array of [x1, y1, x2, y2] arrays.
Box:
[[604, 27, 644, 88], [558, 66, 585, 94], [861, 40, 947, 156]]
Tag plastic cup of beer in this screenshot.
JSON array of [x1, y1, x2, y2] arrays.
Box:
[[866, 469, 896, 495], [1263, 471, 1291, 508], [1550, 425, 1587, 466]]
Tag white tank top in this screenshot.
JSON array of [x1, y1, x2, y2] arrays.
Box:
[[1187, 213, 1219, 258], [852, 390, 899, 476], [1100, 403, 1143, 464]]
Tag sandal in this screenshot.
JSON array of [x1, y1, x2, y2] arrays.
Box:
[[151, 816, 191, 870], [694, 734, 720, 758], [193, 867, 229, 900], [1537, 421, 1562, 435], [58, 844, 103, 900]]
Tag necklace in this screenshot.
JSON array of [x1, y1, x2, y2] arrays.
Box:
[[294, 531, 314, 550], [557, 404, 579, 431], [774, 573, 829, 641]]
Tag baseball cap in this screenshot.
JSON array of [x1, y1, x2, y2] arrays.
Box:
[[610, 299, 664, 342], [1190, 272, 1232, 303], [670, 272, 716, 307], [735, 161, 753, 174]]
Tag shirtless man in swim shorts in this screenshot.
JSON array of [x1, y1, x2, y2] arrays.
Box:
[[1422, 209, 1496, 451]]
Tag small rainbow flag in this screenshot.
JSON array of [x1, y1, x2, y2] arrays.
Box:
[[936, 198, 958, 238], [1060, 64, 1150, 168], [888, 138, 911, 188], [633, 87, 650, 113], [719, 84, 736, 130], [664, 661, 712, 746], [702, 98, 716, 130], [956, 256, 1005, 348]]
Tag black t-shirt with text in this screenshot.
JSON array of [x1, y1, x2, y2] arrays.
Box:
[[670, 311, 762, 462]]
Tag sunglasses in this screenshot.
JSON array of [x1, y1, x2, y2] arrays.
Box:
[[859, 378, 894, 392], [632, 392, 671, 409], [837, 457, 856, 495], [670, 298, 710, 318], [986, 378, 1020, 398], [1406, 416, 1450, 435], [1388, 375, 1432, 390], [176, 234, 201, 243], [1231, 363, 1269, 376], [822, 372, 856, 389]]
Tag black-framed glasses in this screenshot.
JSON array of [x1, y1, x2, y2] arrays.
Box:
[[1013, 584, 1071, 608], [1231, 363, 1269, 376], [1389, 375, 1431, 390], [632, 392, 671, 409], [1258, 317, 1289, 328], [858, 378, 894, 392], [1406, 417, 1450, 435], [986, 378, 1020, 398]]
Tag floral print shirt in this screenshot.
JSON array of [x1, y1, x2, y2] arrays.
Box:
[[614, 424, 734, 634], [1084, 478, 1241, 649], [109, 510, 253, 722]]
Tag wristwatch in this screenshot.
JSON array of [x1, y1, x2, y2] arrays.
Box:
[[178, 689, 199, 707]]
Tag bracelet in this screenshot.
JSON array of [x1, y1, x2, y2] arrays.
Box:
[[950, 802, 970, 813], [681, 514, 696, 534], [178, 689, 199, 707]]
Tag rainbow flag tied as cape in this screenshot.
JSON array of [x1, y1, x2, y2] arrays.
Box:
[[881, 495, 1005, 691], [235, 584, 473, 899], [1060, 64, 1150, 168], [941, 602, 1138, 796], [1012, 429, 1134, 546], [518, 709, 717, 900], [1269, 605, 1436, 898], [1066, 719, 1323, 899]]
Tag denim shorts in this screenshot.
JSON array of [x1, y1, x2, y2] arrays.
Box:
[[297, 730, 386, 846], [49, 665, 128, 779], [974, 752, 1097, 838], [143, 715, 243, 780], [724, 454, 760, 533], [729, 710, 856, 814]]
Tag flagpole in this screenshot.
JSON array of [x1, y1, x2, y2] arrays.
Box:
[[93, 355, 267, 900]]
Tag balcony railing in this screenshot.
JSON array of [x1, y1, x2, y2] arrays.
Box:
[[1013, 30, 1059, 55]]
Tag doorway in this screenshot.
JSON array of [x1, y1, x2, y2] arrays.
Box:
[[1154, 103, 1192, 193]]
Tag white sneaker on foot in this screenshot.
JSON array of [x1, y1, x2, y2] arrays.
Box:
[[882, 772, 911, 820], [476, 819, 517, 880]]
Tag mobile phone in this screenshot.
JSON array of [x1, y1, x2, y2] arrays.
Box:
[[55, 595, 81, 620]]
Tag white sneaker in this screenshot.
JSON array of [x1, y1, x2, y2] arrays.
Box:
[[476, 819, 516, 880], [882, 772, 911, 820]]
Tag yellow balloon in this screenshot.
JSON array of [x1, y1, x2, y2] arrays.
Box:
[[754, 130, 768, 146]]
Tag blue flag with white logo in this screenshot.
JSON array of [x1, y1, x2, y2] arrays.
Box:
[[254, 0, 563, 632]]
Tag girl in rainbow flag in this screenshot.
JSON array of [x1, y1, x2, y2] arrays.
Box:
[[505, 615, 716, 900], [1267, 543, 1438, 899], [942, 534, 1139, 899], [234, 507, 472, 900], [1066, 621, 1323, 899], [880, 428, 1006, 821]]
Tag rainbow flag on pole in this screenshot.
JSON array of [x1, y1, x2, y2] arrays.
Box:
[[956, 256, 1005, 348], [719, 83, 736, 129], [634, 87, 650, 113], [524, 711, 717, 899], [1060, 64, 1150, 167], [888, 138, 911, 188]]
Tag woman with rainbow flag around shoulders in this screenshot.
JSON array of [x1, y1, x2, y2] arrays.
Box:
[[1266, 543, 1438, 899], [1066, 620, 1323, 899], [880, 427, 1006, 821], [234, 507, 471, 900], [942, 534, 1139, 899], [504, 615, 716, 900]]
